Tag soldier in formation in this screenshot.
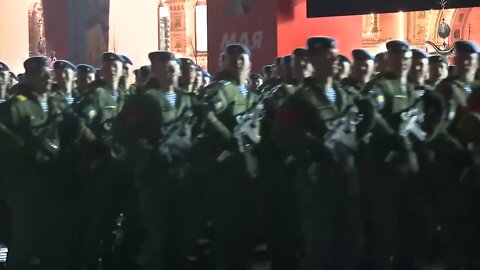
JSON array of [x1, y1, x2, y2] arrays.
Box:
[[1, 36, 480, 270]]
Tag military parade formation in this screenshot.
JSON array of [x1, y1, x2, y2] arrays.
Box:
[[1, 36, 480, 270]]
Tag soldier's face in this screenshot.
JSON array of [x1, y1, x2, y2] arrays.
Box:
[[152, 60, 180, 86], [77, 73, 95, 90], [28, 68, 52, 94], [181, 64, 197, 86], [310, 49, 338, 77], [123, 64, 131, 78], [408, 58, 428, 81], [292, 56, 314, 80], [428, 62, 447, 81], [353, 59, 374, 80], [337, 61, 351, 78], [101, 60, 123, 83], [54, 69, 75, 88], [387, 51, 412, 77], [0, 71, 9, 88], [226, 53, 251, 75], [454, 52, 478, 77], [281, 62, 293, 80]]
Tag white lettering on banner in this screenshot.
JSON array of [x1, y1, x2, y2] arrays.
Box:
[[220, 31, 263, 51]]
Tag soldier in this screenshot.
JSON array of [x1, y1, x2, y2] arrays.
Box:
[[75, 64, 96, 98], [407, 49, 430, 98], [116, 51, 193, 270], [202, 70, 211, 87], [335, 54, 351, 81], [194, 66, 204, 90], [178, 57, 197, 93], [52, 60, 77, 105], [426, 55, 448, 88], [248, 73, 263, 92], [273, 36, 360, 270], [132, 65, 151, 96], [291, 47, 314, 85], [436, 40, 479, 144], [0, 56, 75, 269], [375, 52, 387, 75], [0, 62, 9, 104], [194, 43, 260, 270], [359, 40, 418, 270], [74, 52, 129, 267], [341, 49, 375, 94], [263, 65, 273, 81], [119, 54, 133, 91]]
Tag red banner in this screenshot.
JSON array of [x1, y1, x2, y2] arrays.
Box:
[[207, 0, 278, 73]]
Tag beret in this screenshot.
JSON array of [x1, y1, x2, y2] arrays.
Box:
[[338, 54, 351, 64], [139, 65, 151, 78], [196, 66, 203, 72], [292, 48, 308, 57], [23, 56, 49, 72], [307, 36, 337, 53], [0, 61, 9, 72], [375, 52, 386, 62], [77, 64, 96, 74], [148, 51, 176, 62], [120, 55, 133, 65], [224, 44, 251, 57], [249, 73, 263, 80], [178, 58, 196, 66], [202, 71, 211, 78], [263, 65, 273, 72], [53, 60, 76, 71], [411, 48, 428, 59], [275, 57, 283, 66], [428, 55, 447, 64], [101, 52, 124, 63], [454, 40, 479, 54], [9, 71, 18, 81], [282, 55, 292, 65], [352, 49, 374, 61], [386, 40, 410, 53]]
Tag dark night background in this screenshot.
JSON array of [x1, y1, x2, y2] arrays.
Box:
[[307, 0, 480, 17]]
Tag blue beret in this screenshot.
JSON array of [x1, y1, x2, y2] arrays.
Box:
[[454, 40, 478, 54], [9, 71, 18, 81], [101, 52, 124, 63], [386, 40, 410, 53], [352, 49, 374, 61], [263, 65, 273, 72], [282, 55, 292, 64], [0, 61, 9, 72], [202, 71, 211, 78], [249, 73, 263, 80], [23, 56, 49, 72], [195, 66, 203, 72], [224, 44, 251, 57], [375, 52, 386, 62], [411, 49, 428, 59], [148, 51, 176, 62], [338, 54, 351, 64], [139, 65, 151, 78], [292, 48, 308, 57], [76, 64, 96, 74], [275, 57, 282, 66], [53, 60, 76, 71], [178, 58, 196, 66], [307, 36, 337, 53], [428, 55, 447, 64], [120, 55, 133, 65]]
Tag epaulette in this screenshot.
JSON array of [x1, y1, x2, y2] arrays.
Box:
[[16, 95, 27, 102]]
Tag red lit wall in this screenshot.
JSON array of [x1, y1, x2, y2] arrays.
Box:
[[276, 0, 363, 59], [43, 0, 69, 59]]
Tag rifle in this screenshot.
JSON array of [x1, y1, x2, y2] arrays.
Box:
[[323, 105, 362, 152], [233, 87, 278, 153], [158, 109, 197, 163], [398, 99, 426, 146]]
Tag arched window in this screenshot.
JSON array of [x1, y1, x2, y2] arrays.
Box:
[[158, 0, 170, 51]]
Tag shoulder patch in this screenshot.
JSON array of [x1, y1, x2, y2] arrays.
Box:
[[16, 95, 27, 102]]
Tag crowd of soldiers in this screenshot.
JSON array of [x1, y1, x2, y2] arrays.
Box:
[[1, 35, 480, 270]]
